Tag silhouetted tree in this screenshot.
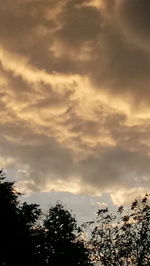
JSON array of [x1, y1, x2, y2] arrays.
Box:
[[86, 194, 150, 265], [0, 170, 41, 266], [43, 202, 93, 266]]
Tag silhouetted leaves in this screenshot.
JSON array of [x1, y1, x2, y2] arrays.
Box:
[[87, 194, 150, 265]]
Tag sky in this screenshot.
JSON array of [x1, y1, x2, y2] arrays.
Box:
[[0, 0, 150, 222]]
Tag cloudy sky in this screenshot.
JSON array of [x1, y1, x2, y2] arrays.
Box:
[[1, 0, 150, 221]]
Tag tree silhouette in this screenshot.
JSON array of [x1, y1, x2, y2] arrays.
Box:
[[43, 202, 93, 266], [0, 170, 41, 266], [0, 170, 93, 266], [86, 194, 150, 265]]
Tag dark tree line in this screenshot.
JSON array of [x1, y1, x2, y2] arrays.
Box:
[[0, 170, 92, 266], [0, 169, 149, 266]]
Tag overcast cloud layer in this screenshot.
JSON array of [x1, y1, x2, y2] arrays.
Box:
[[0, 0, 150, 205]]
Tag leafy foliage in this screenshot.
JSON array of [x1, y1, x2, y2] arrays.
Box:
[[86, 194, 150, 265], [43, 202, 92, 266]]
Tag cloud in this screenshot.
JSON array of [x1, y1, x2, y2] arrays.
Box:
[[115, 0, 150, 51], [110, 187, 149, 206], [0, 0, 150, 104], [1, 115, 150, 197], [0, 0, 150, 206]]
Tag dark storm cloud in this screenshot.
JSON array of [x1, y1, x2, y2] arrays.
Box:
[[86, 0, 150, 103], [57, 5, 101, 46], [89, 25, 150, 100], [116, 0, 150, 48], [80, 147, 150, 190]]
